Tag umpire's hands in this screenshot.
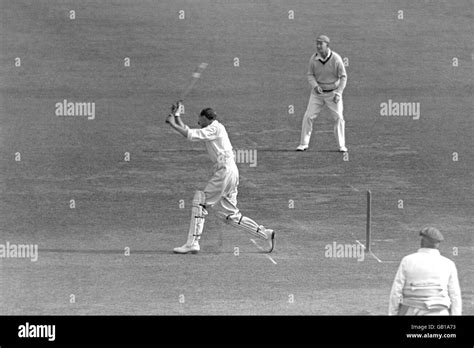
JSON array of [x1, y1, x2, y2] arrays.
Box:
[[333, 94, 341, 104]]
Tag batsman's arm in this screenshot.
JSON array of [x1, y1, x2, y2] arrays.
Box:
[[174, 115, 185, 128], [166, 115, 189, 138]]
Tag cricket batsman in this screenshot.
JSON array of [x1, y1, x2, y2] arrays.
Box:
[[296, 35, 348, 152], [165, 102, 275, 254]]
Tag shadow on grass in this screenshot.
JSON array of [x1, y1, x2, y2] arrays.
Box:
[[38, 248, 265, 255], [257, 148, 343, 153]]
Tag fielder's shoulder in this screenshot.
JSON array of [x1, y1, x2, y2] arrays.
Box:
[[331, 50, 344, 63]]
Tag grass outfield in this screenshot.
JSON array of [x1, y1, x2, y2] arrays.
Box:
[[0, 0, 472, 315]]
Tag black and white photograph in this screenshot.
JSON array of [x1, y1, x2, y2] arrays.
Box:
[[1, 0, 472, 345]]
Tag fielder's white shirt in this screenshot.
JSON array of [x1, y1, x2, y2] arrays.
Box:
[[186, 120, 235, 168], [388, 248, 462, 315]]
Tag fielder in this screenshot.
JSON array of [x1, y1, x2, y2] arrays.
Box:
[[296, 35, 348, 152], [165, 102, 275, 254], [388, 227, 462, 315]]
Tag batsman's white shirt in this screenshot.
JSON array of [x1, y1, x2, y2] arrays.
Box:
[[388, 248, 462, 315], [186, 120, 234, 165], [186, 120, 239, 214]]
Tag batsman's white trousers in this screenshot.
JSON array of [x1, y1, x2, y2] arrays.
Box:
[[204, 161, 240, 215], [299, 90, 346, 150], [202, 161, 268, 240]]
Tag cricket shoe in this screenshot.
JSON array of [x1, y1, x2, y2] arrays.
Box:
[[296, 145, 308, 151], [339, 147, 348, 152], [264, 229, 276, 253], [173, 242, 200, 254]]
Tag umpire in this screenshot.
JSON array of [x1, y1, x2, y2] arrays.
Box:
[[388, 227, 462, 315]]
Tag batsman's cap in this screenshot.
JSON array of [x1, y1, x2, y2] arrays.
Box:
[[420, 227, 444, 243], [317, 35, 330, 44]]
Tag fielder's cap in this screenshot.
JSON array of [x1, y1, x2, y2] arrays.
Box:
[[420, 227, 444, 243], [317, 35, 330, 43]]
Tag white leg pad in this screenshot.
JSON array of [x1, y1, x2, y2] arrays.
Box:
[[186, 191, 207, 245], [218, 211, 268, 240]]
